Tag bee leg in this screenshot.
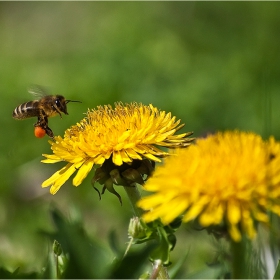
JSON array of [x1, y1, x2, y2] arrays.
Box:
[[39, 108, 47, 120], [45, 126, 54, 138], [35, 117, 54, 138], [34, 116, 45, 128], [34, 119, 43, 128], [57, 110, 62, 118], [52, 105, 63, 118]]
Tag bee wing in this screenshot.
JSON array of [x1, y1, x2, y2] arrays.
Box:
[[28, 84, 49, 98]]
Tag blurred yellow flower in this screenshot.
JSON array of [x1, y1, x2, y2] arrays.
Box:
[[138, 131, 280, 242], [41, 102, 194, 195]]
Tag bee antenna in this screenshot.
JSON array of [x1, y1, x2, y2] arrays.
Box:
[[66, 100, 82, 104]]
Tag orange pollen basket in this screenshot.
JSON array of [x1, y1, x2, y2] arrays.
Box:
[[34, 126, 46, 138]]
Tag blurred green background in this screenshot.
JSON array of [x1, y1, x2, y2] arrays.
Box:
[[1, 1, 280, 277]]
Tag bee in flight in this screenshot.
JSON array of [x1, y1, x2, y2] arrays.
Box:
[[13, 85, 81, 138]]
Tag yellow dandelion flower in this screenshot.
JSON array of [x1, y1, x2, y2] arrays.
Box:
[[138, 131, 280, 242], [41, 102, 194, 197]]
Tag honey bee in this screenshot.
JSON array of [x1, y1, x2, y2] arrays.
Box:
[[13, 86, 81, 138]]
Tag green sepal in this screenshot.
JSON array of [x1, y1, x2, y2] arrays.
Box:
[[122, 168, 145, 185], [110, 169, 127, 186], [91, 169, 109, 185], [104, 177, 122, 205]]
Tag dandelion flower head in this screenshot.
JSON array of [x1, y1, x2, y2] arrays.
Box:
[[138, 131, 280, 242], [42, 102, 194, 195]]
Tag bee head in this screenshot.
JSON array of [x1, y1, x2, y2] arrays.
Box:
[[54, 95, 69, 115], [53, 95, 82, 116]]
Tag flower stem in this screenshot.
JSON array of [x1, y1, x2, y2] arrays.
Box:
[[123, 185, 143, 217], [150, 259, 169, 279], [124, 185, 169, 279], [230, 237, 248, 279], [56, 255, 60, 279]]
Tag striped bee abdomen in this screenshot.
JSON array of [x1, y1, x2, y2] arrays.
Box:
[[12, 100, 40, 119]]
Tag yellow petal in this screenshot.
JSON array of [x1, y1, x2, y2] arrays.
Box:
[[41, 154, 62, 163], [227, 199, 241, 225], [73, 159, 95, 186], [49, 164, 78, 194], [94, 154, 106, 165], [183, 196, 210, 222], [200, 203, 224, 226], [229, 225, 241, 242], [137, 194, 166, 210], [161, 199, 188, 224], [112, 151, 123, 166], [155, 129, 176, 142], [119, 150, 132, 163], [41, 159, 62, 164], [143, 153, 161, 162], [42, 163, 73, 188], [42, 154, 61, 160]]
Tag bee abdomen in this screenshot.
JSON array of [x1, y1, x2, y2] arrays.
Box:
[[13, 101, 39, 119]]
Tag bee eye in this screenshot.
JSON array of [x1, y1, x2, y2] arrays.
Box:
[[55, 99, 62, 108]]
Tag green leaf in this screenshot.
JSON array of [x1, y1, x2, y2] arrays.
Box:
[[168, 248, 190, 278], [108, 229, 122, 256], [273, 260, 280, 279], [109, 244, 155, 278], [47, 207, 112, 278], [150, 226, 173, 266], [0, 267, 40, 279]]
